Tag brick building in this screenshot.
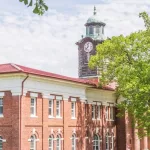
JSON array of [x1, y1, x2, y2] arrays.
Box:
[[0, 63, 117, 150], [0, 7, 149, 150]]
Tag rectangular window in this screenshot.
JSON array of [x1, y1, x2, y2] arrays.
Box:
[[106, 106, 109, 120], [110, 107, 114, 120], [30, 97, 36, 116], [0, 98, 3, 115], [49, 99, 53, 117], [56, 100, 61, 117], [97, 105, 101, 119], [92, 105, 95, 119], [71, 102, 76, 118]]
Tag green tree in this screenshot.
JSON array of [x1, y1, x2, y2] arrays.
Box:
[[19, 0, 48, 15], [89, 12, 150, 137]]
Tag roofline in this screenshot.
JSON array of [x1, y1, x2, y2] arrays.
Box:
[[0, 71, 96, 87]]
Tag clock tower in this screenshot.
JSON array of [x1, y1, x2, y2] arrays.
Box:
[[76, 6, 106, 78]]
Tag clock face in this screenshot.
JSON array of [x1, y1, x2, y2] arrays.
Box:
[[84, 42, 93, 53]]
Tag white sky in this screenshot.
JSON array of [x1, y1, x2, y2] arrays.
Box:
[[0, 0, 149, 77]]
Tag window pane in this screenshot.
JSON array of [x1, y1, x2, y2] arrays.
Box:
[[30, 135, 36, 150], [93, 134, 99, 150], [0, 137, 2, 150], [56, 135, 61, 150], [89, 26, 93, 34], [49, 135, 53, 150], [0, 107, 3, 115], [92, 105, 95, 119], [49, 100, 53, 116], [56, 101, 60, 116], [71, 102, 75, 118]]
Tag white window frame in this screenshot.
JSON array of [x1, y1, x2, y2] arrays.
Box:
[[71, 102, 76, 119], [49, 135, 54, 150], [71, 134, 76, 150], [56, 100, 61, 118], [0, 98, 3, 117], [110, 107, 114, 120], [93, 134, 100, 150], [56, 135, 61, 150], [30, 97, 36, 117], [110, 133, 114, 150], [0, 136, 3, 150], [92, 105, 96, 119], [30, 135, 36, 150], [97, 105, 101, 120], [105, 106, 109, 120], [106, 133, 109, 150], [49, 99, 54, 117]]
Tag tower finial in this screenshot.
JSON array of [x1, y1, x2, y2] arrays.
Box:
[[94, 6, 96, 15]]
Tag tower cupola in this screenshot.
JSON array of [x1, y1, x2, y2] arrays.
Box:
[[85, 6, 106, 40]]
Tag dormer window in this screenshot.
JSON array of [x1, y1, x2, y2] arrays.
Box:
[[89, 26, 93, 35]]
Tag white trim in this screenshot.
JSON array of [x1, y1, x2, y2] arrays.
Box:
[[70, 97, 77, 102], [56, 116, 62, 119], [71, 117, 77, 120], [0, 115, 4, 118], [0, 93, 4, 97], [48, 116, 55, 119], [11, 63, 23, 71], [30, 115, 38, 118], [56, 96, 62, 100], [30, 93, 38, 98], [49, 95, 55, 99], [2, 139, 6, 142]]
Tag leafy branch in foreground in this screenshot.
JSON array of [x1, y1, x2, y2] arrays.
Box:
[[19, 0, 48, 15], [89, 12, 150, 137]]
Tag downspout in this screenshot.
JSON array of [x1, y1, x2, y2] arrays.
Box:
[[42, 96, 43, 150], [63, 98, 65, 150], [20, 74, 29, 150]]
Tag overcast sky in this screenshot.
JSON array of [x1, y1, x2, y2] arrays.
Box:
[[0, 0, 149, 77]]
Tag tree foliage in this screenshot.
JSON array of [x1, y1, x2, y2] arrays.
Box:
[[19, 0, 48, 15], [89, 12, 150, 137]]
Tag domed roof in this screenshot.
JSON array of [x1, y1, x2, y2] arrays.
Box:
[[87, 15, 102, 24], [86, 6, 105, 25]]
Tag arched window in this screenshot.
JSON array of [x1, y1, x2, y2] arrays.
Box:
[[72, 134, 76, 150], [30, 135, 36, 150], [56, 135, 61, 150], [49, 135, 54, 150], [89, 26, 93, 35], [106, 133, 109, 150], [110, 133, 114, 150], [93, 134, 100, 150], [0, 136, 3, 150]]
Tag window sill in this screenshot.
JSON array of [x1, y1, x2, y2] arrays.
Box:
[[30, 115, 38, 118], [71, 117, 76, 120], [0, 115, 4, 118], [97, 118, 101, 120], [106, 119, 114, 121], [56, 116, 62, 119], [48, 116, 55, 119], [92, 118, 96, 120]]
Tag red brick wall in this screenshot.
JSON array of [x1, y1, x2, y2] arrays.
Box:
[[20, 92, 116, 150], [0, 91, 117, 150], [116, 109, 126, 150], [0, 91, 20, 150]]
